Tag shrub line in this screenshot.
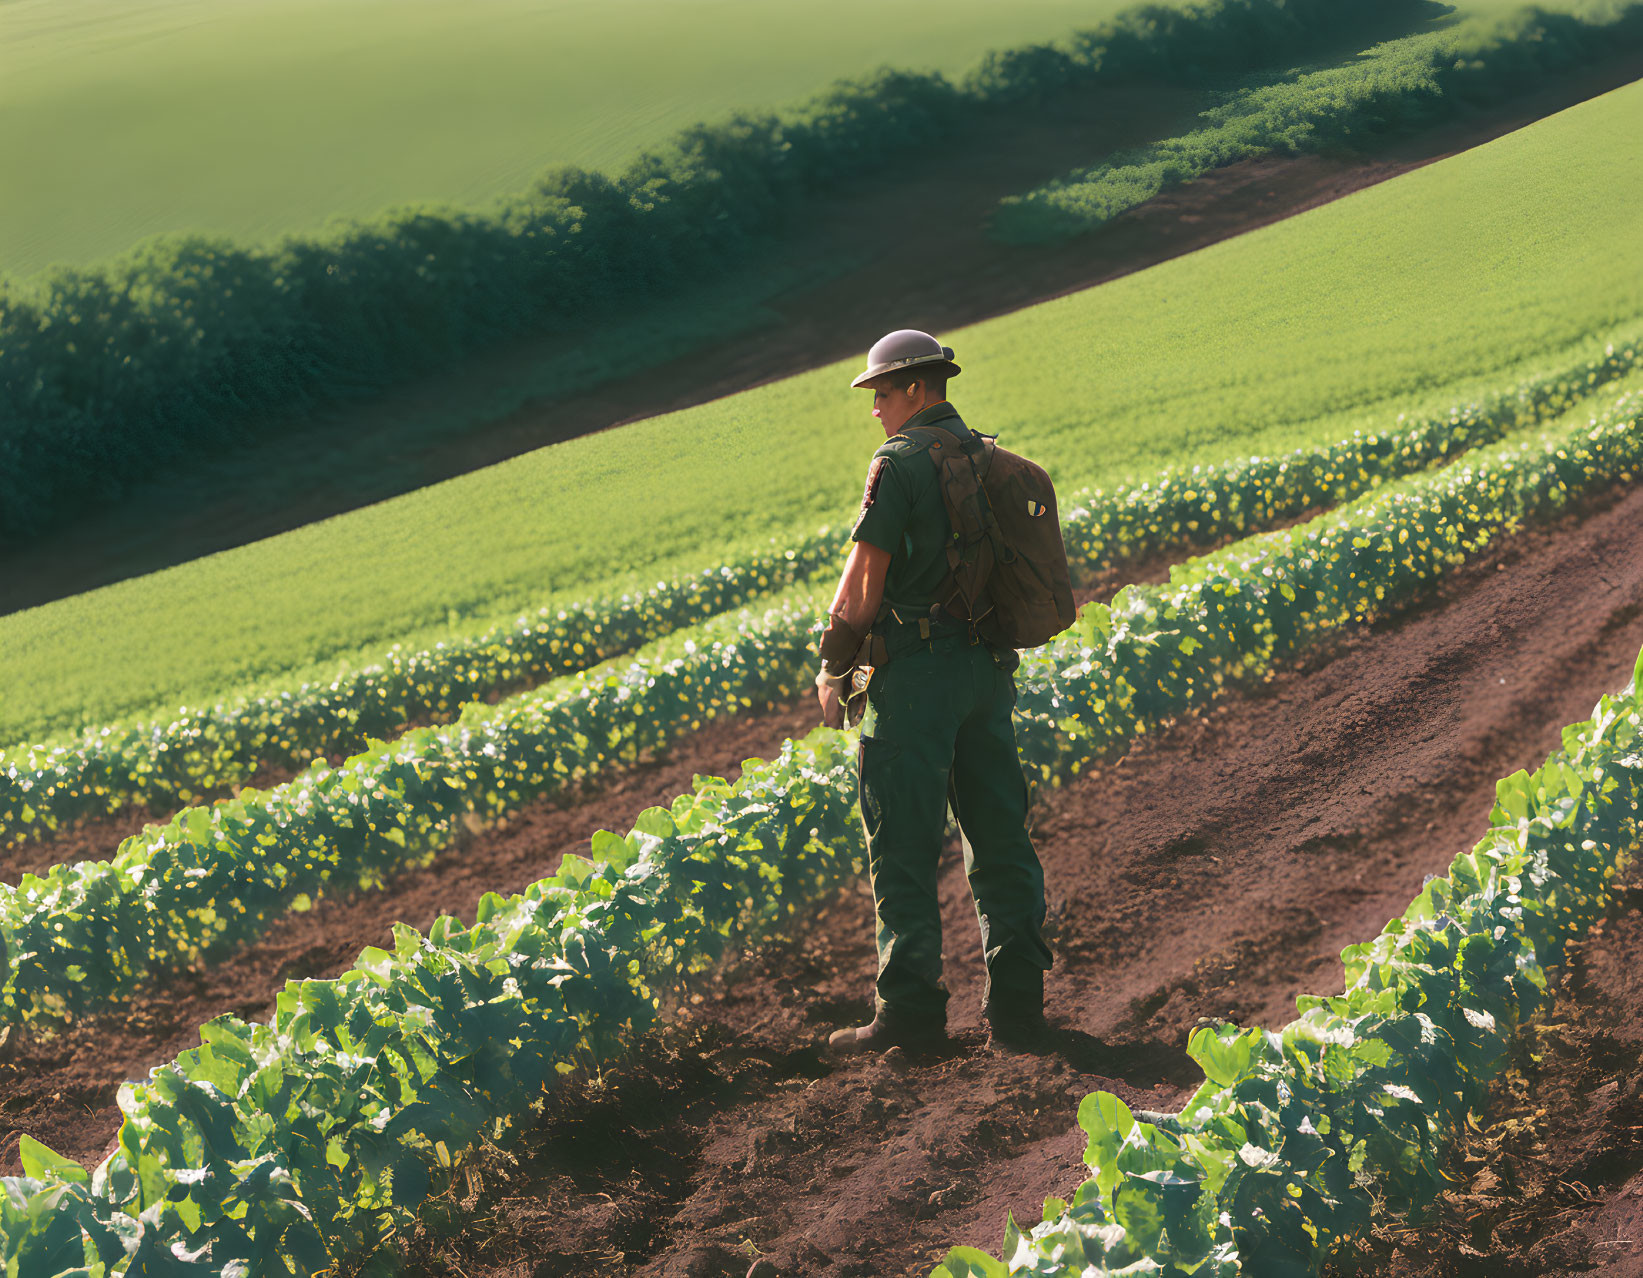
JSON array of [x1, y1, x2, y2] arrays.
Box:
[[0, 0, 1415, 542], [992, 3, 1643, 243]]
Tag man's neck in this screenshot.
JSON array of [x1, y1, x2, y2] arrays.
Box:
[[905, 398, 951, 420], [900, 399, 960, 432]]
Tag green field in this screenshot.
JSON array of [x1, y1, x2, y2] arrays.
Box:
[[0, 0, 1124, 279], [3, 76, 1640, 746], [991, 2, 1643, 243], [0, 0, 1594, 279]]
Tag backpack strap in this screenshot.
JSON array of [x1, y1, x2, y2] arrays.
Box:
[[875, 426, 941, 454], [901, 422, 970, 456], [901, 424, 1005, 637]]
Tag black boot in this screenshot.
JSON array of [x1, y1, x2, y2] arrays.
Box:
[[828, 1009, 946, 1054], [984, 980, 1049, 1050], [986, 1012, 1050, 1050]]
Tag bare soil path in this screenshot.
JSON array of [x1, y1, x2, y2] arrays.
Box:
[[7, 482, 1643, 1277], [5, 43, 1640, 613], [375, 480, 1643, 1278]]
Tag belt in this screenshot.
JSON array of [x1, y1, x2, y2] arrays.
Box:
[[878, 600, 972, 643]]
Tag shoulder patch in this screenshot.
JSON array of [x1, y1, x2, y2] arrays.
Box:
[[857, 455, 889, 524]]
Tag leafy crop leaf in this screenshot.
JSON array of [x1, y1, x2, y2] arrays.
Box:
[[19, 1135, 89, 1185]]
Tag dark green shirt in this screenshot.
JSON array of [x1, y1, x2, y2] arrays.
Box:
[[851, 401, 974, 614]]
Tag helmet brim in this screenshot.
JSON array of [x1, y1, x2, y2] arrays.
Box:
[[850, 354, 963, 390]]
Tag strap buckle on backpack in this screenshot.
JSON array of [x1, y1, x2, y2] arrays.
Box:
[[926, 601, 978, 645]]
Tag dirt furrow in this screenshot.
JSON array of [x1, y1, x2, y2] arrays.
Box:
[[391, 481, 1643, 1277], [6, 482, 1643, 1277]]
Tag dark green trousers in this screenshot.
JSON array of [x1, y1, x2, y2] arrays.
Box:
[[856, 627, 1054, 1025]]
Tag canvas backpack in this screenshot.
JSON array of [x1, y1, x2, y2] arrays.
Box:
[[902, 423, 1075, 649]]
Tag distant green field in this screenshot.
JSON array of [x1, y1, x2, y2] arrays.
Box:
[[0, 0, 1580, 279], [0, 0, 1127, 278], [990, 1, 1643, 243], [3, 77, 1640, 746]]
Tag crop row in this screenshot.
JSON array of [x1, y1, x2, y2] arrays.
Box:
[[0, 583, 827, 1027], [0, 527, 847, 838], [4, 324, 1637, 851], [4, 384, 1642, 1273], [2, 379, 1639, 1035], [936, 657, 1643, 1275]]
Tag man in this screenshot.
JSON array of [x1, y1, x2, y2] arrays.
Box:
[[816, 328, 1054, 1054]]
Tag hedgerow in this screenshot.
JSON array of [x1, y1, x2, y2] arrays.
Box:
[[2, 384, 1641, 1278], [4, 325, 1636, 851], [992, 2, 1643, 243], [0, 0, 1414, 540]]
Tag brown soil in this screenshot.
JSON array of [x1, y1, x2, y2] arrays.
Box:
[[6, 40, 1641, 613], [376, 480, 1643, 1278], [0, 747, 345, 883], [0, 805, 162, 884], [6, 476, 1643, 1277], [1329, 876, 1643, 1278]]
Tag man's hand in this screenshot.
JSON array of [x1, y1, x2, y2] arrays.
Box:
[[816, 668, 846, 729]]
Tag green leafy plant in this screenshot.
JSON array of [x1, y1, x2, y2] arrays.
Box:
[[3, 381, 1639, 1034], [5, 325, 1636, 851]]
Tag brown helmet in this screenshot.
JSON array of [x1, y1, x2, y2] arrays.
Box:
[[850, 328, 962, 389]]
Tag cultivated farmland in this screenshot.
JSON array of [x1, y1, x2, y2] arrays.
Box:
[[10, 361, 1643, 1274], [4, 78, 1641, 749], [3, 4, 1643, 1276]]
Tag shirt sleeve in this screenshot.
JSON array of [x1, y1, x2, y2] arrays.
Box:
[[851, 452, 913, 554]]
